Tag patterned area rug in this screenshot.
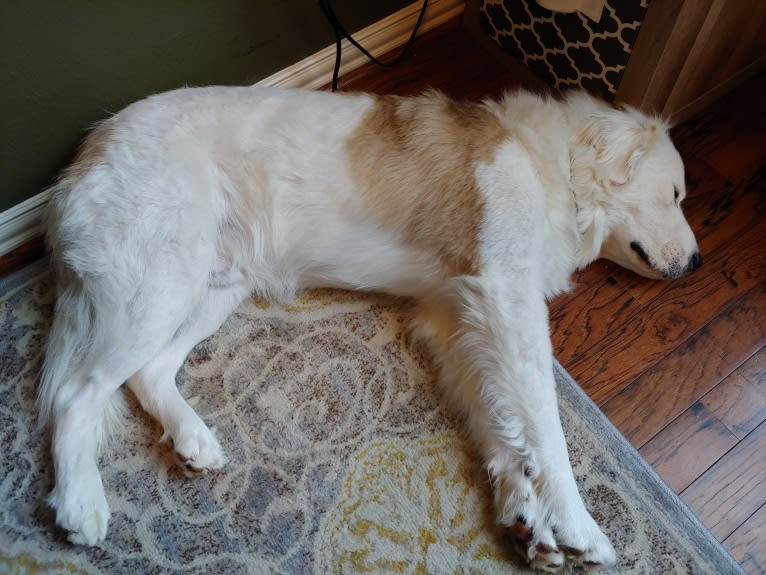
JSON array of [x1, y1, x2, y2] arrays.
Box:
[[0, 261, 743, 574]]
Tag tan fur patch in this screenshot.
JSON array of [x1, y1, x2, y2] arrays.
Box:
[[346, 93, 508, 276]]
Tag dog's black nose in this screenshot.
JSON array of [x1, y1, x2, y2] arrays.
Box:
[[686, 251, 703, 273]]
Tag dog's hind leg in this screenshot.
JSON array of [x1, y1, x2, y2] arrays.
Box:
[[415, 274, 616, 572], [46, 313, 197, 545], [127, 282, 248, 472], [47, 364, 132, 545], [42, 257, 215, 545]]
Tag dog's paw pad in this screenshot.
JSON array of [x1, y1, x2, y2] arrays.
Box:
[[507, 515, 533, 544], [507, 519, 564, 572]]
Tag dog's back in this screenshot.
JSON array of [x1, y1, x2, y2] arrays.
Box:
[[39, 86, 456, 439]]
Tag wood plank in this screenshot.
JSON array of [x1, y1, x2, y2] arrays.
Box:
[[549, 260, 622, 320], [570, 216, 766, 405], [702, 347, 766, 439], [681, 421, 766, 541], [566, 259, 621, 296], [550, 276, 641, 366], [671, 104, 733, 165], [335, 19, 521, 100], [705, 124, 766, 184], [671, 70, 766, 162], [675, 162, 763, 253], [638, 401, 738, 493], [724, 503, 766, 575], [601, 280, 766, 447], [684, 157, 734, 200]]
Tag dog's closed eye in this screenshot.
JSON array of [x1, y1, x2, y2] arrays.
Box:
[[630, 241, 651, 266]]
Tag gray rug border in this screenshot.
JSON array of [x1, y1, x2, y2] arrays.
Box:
[[553, 362, 744, 574]]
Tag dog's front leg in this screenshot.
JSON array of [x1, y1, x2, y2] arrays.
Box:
[[414, 274, 616, 572]]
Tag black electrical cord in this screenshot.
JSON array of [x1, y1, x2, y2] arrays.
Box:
[[318, 0, 429, 91]]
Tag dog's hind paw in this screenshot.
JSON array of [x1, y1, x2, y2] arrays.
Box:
[[49, 475, 110, 545], [164, 421, 227, 473]]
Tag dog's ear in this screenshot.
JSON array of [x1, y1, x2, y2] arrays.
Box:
[[582, 107, 661, 186]]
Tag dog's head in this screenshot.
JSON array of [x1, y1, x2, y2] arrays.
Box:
[[571, 98, 701, 279]]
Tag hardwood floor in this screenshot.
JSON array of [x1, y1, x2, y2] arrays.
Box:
[[3, 18, 763, 574]]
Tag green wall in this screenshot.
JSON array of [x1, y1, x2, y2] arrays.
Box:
[[0, 0, 411, 213]]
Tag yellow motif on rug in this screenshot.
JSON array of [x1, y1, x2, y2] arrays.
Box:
[[317, 432, 509, 574], [251, 289, 372, 313]]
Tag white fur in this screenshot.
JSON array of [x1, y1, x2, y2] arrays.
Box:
[[40, 86, 699, 571]]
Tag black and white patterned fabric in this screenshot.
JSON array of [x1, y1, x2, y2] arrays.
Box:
[[480, 0, 650, 99]]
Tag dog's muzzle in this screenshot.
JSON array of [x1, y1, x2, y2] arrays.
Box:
[[630, 242, 703, 278]]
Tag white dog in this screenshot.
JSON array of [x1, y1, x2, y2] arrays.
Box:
[[40, 86, 700, 571]]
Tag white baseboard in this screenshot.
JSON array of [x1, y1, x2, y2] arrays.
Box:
[[257, 0, 465, 90], [0, 0, 465, 258], [0, 190, 51, 256]]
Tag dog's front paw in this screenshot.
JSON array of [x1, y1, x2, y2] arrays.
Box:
[[495, 458, 565, 571], [504, 503, 615, 572], [495, 456, 616, 572], [164, 420, 227, 473], [49, 474, 110, 545]]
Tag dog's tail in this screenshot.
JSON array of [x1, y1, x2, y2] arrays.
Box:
[[38, 271, 127, 449], [38, 183, 127, 449]]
